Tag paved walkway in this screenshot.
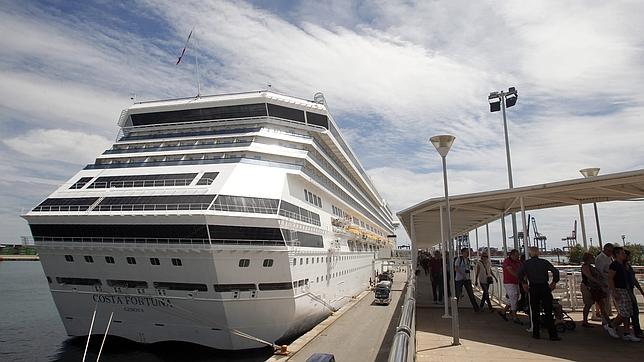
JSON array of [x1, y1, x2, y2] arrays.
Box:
[[415, 271, 643, 361], [284, 271, 407, 362]]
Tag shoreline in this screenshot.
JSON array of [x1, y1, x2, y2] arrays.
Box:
[[0, 255, 39, 261]]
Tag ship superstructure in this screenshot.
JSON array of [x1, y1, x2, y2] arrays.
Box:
[[23, 90, 395, 350]]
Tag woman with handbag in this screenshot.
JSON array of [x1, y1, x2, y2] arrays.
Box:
[[476, 252, 498, 312]]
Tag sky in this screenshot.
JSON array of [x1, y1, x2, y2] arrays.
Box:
[[0, 0, 643, 249]]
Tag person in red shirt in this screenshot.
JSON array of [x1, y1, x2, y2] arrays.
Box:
[[499, 249, 523, 324]]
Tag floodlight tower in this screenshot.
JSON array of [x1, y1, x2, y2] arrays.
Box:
[[488, 87, 519, 250]]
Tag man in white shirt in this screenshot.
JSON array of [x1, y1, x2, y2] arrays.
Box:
[[595, 243, 614, 321], [454, 248, 480, 312]]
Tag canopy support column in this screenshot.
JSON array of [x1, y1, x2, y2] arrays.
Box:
[[578, 203, 588, 250], [520, 197, 529, 260], [475, 228, 479, 260], [501, 214, 508, 254], [486, 223, 491, 256]]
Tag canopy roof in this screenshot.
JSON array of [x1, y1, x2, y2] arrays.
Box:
[[397, 169, 644, 248]]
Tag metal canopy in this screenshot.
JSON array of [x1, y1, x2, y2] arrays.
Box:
[[397, 169, 644, 248]]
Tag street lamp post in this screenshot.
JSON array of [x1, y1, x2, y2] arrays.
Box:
[[580, 168, 603, 248], [621, 234, 626, 246], [430, 134, 459, 346], [489, 87, 519, 250]]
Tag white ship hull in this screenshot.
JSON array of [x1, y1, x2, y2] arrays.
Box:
[[39, 246, 375, 350]]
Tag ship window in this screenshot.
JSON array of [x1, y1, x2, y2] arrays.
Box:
[[238, 259, 250, 267], [33, 197, 99, 212], [293, 258, 296, 266], [299, 258, 303, 265], [262, 259, 273, 267], [88, 173, 198, 189], [64, 255, 74, 262], [150, 258, 160, 265], [105, 256, 115, 264], [126, 257, 136, 265], [316, 277, 319, 283], [107, 279, 148, 288], [305, 278, 309, 285], [56, 277, 102, 286], [84, 255, 94, 263], [306, 112, 329, 128], [69, 177, 93, 189], [171, 258, 182, 266], [258, 282, 292, 291], [211, 195, 279, 214], [196, 172, 219, 185], [304, 189, 309, 202], [297, 280, 304, 287], [306, 258, 309, 264], [153, 282, 207, 291], [95, 195, 215, 211], [267, 103, 305, 123], [130, 103, 268, 126], [214, 284, 256, 292]]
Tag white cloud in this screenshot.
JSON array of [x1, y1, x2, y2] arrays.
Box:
[[4, 129, 112, 165]]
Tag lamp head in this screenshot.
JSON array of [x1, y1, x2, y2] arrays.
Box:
[[488, 92, 501, 112], [430, 135, 456, 157], [505, 87, 518, 107], [579, 167, 600, 178]]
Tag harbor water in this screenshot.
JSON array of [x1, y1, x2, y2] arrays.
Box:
[[0, 262, 272, 361]]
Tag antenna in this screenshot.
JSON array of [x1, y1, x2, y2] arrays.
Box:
[[194, 28, 201, 98]]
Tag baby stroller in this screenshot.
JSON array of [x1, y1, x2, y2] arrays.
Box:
[[540, 298, 576, 333]]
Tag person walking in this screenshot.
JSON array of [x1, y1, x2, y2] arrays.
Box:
[[475, 252, 497, 312], [418, 252, 429, 276], [595, 243, 614, 319], [607, 247, 640, 342], [580, 252, 612, 331], [454, 248, 480, 312], [429, 250, 444, 304], [499, 249, 523, 324], [518, 247, 561, 341], [625, 250, 643, 338]]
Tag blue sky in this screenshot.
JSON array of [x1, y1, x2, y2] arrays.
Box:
[[1, 0, 643, 247]]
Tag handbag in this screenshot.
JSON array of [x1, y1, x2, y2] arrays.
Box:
[[487, 276, 494, 285]]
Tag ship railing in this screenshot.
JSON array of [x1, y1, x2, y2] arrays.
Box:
[[277, 209, 321, 226], [32, 205, 92, 212], [93, 203, 212, 212], [388, 263, 415, 362], [33, 236, 286, 247], [88, 179, 194, 188], [212, 203, 278, 214]]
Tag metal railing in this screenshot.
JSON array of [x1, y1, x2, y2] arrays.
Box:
[[388, 265, 416, 362], [93, 203, 211, 212], [278, 209, 321, 226], [481, 266, 644, 311], [33, 236, 286, 247], [32, 205, 92, 212], [89, 179, 194, 188], [212, 203, 278, 215]]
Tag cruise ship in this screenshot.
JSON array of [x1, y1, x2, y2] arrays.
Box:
[[22, 91, 396, 350]]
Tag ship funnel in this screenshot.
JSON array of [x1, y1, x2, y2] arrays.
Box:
[[313, 92, 327, 107]]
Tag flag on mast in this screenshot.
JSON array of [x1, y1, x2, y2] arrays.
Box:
[[176, 29, 193, 65]]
